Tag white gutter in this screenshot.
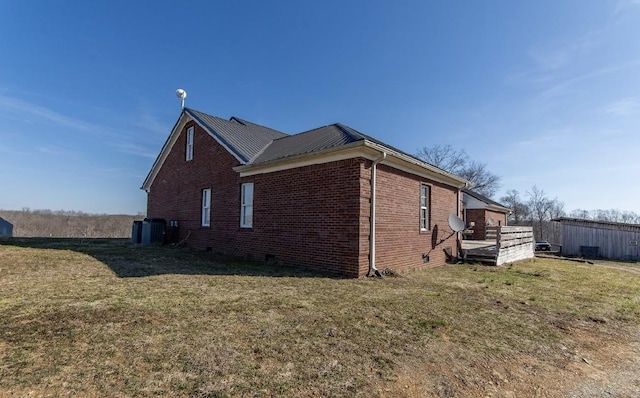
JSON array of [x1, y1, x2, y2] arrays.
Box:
[[363, 141, 468, 188], [369, 152, 387, 277]]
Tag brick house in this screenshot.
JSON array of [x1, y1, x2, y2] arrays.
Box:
[[142, 108, 468, 277], [462, 189, 510, 240]]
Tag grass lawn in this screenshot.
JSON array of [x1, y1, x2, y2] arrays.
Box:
[[1, 238, 639, 397]]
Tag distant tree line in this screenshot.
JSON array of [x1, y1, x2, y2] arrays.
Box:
[[417, 145, 640, 243], [0, 208, 144, 238], [500, 187, 640, 243]]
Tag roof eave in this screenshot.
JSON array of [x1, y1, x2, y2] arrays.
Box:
[[234, 140, 368, 174], [487, 204, 512, 214], [141, 110, 191, 192], [364, 141, 469, 188], [141, 109, 253, 192], [235, 140, 469, 189]]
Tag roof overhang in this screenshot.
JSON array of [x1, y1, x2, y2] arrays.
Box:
[[234, 140, 469, 189], [141, 109, 246, 192], [462, 190, 511, 213], [486, 204, 512, 214]]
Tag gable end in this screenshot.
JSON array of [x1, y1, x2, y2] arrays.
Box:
[[141, 110, 248, 192]]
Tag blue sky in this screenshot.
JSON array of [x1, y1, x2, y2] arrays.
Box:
[[1, 1, 639, 214]]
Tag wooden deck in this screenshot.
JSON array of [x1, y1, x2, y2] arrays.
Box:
[[460, 226, 535, 265], [461, 240, 498, 263]]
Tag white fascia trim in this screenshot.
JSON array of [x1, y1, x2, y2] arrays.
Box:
[[235, 140, 468, 189], [141, 110, 247, 192], [187, 109, 247, 165], [465, 202, 511, 214], [235, 142, 376, 177], [487, 204, 512, 213], [141, 113, 192, 192], [364, 141, 468, 188]]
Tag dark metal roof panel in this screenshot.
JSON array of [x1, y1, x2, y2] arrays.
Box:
[[186, 108, 288, 164], [253, 124, 363, 163], [552, 217, 640, 231]]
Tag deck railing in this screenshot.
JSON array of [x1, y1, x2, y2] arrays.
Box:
[[495, 226, 535, 265]]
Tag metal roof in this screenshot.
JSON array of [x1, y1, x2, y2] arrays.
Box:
[[186, 108, 288, 163], [552, 217, 640, 231], [252, 124, 363, 163], [462, 188, 511, 212], [143, 108, 469, 190]]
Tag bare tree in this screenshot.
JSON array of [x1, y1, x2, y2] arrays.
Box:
[[416, 144, 501, 197], [416, 145, 467, 174], [500, 189, 530, 224], [527, 185, 553, 240], [569, 209, 590, 219], [620, 211, 640, 224], [549, 198, 565, 220], [569, 208, 640, 224]]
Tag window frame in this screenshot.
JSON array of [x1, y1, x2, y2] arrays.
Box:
[[201, 188, 211, 227], [240, 183, 254, 228], [420, 184, 430, 231], [186, 126, 194, 161]]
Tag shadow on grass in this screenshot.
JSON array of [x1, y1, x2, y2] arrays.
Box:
[[2, 237, 343, 279]]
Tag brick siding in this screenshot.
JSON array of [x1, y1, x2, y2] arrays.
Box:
[[465, 209, 507, 240], [364, 164, 460, 275], [148, 122, 461, 277]]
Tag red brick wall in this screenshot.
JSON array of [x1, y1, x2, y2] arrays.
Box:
[[465, 209, 507, 240], [239, 159, 363, 277], [147, 122, 461, 277], [147, 120, 244, 250], [147, 122, 364, 276], [364, 164, 460, 274]]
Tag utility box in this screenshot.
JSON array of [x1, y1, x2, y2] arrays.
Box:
[[131, 220, 143, 244], [580, 245, 599, 259], [141, 218, 166, 246]]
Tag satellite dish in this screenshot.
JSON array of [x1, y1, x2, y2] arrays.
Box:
[[448, 214, 465, 232], [176, 88, 187, 109]]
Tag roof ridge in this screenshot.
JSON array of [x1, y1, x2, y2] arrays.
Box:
[[185, 108, 249, 163], [247, 139, 274, 163], [230, 116, 288, 136], [229, 116, 246, 126], [187, 108, 231, 124], [335, 123, 366, 141], [283, 123, 339, 138]]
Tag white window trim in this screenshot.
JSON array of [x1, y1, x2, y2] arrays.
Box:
[[240, 183, 253, 228], [186, 126, 194, 161], [420, 184, 430, 231], [202, 188, 211, 227]]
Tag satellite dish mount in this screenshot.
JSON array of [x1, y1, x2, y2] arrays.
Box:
[[422, 214, 466, 262], [176, 88, 187, 109]]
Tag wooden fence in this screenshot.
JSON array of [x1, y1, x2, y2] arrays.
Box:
[[495, 226, 535, 265], [468, 226, 534, 265]]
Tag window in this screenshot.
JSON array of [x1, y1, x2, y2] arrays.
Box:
[[420, 184, 430, 231], [201, 188, 211, 226], [186, 126, 194, 161], [240, 183, 253, 228]]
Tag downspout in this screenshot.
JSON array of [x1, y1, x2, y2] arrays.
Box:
[[457, 188, 462, 259], [369, 152, 387, 277]]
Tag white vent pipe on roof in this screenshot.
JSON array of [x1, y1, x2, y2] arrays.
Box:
[[368, 152, 387, 277]]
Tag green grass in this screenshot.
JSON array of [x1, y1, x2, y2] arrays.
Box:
[[1, 238, 639, 397]]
